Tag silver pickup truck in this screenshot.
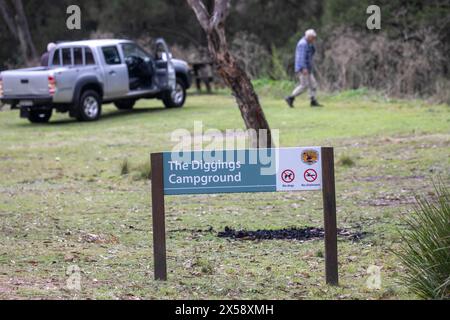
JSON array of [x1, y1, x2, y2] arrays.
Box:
[[0, 38, 191, 123]]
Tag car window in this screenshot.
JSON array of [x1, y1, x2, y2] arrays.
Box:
[[74, 48, 83, 65], [85, 48, 95, 65], [155, 43, 167, 60], [51, 49, 61, 66], [62, 48, 72, 66], [122, 43, 150, 61], [102, 46, 121, 65]]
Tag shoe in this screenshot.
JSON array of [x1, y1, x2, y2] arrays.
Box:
[[311, 99, 323, 107], [285, 96, 295, 108]]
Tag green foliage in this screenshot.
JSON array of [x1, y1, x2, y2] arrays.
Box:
[[322, 0, 450, 35], [396, 180, 450, 300], [119, 158, 151, 180], [339, 156, 356, 167], [0, 0, 448, 99], [252, 78, 294, 98], [331, 88, 370, 100], [228, 0, 323, 48], [120, 158, 130, 176], [322, 0, 368, 29], [269, 44, 288, 80], [133, 161, 152, 181]]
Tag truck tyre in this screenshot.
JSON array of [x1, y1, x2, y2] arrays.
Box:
[[114, 100, 136, 110], [163, 79, 186, 108], [28, 109, 52, 124], [76, 90, 102, 121]]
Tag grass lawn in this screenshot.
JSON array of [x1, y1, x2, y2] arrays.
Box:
[[0, 88, 448, 299]]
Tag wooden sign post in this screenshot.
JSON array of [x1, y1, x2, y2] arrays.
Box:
[[151, 153, 167, 281], [151, 147, 338, 285], [321, 148, 338, 285]]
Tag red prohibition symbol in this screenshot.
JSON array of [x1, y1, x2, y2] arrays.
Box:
[[281, 169, 295, 184], [304, 169, 318, 183]]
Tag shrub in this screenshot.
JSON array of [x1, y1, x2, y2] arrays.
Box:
[[119, 158, 151, 181], [317, 28, 448, 102], [252, 78, 295, 98], [396, 180, 450, 299], [133, 161, 152, 181], [120, 158, 130, 176], [339, 155, 355, 167], [231, 32, 271, 79], [269, 44, 288, 80]]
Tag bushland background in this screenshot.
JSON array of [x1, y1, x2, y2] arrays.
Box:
[[0, 0, 449, 103], [0, 0, 449, 300]]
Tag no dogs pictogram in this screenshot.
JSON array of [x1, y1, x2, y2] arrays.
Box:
[[281, 169, 295, 183], [304, 169, 318, 183]]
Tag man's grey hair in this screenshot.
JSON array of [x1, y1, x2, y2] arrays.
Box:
[[47, 43, 57, 52], [305, 29, 317, 38]]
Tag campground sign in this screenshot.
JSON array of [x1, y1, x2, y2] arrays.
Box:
[[151, 147, 339, 285], [163, 148, 323, 195]]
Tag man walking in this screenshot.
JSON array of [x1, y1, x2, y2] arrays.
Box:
[[285, 29, 323, 108]]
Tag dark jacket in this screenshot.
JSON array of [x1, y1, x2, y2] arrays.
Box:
[[40, 52, 50, 67]]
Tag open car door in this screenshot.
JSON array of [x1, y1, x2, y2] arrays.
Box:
[[154, 38, 176, 91]]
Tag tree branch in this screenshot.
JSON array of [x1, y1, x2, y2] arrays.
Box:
[[185, 0, 273, 147], [0, 0, 18, 36], [11, 0, 37, 58], [185, 0, 210, 31], [211, 0, 229, 29]]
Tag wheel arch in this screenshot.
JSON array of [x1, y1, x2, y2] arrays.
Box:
[[72, 77, 104, 105], [175, 71, 190, 90]]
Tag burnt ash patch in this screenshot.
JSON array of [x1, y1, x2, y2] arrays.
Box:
[[218, 227, 367, 242]]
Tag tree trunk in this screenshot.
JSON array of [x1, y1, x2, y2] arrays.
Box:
[[12, 0, 37, 64], [186, 0, 273, 148], [208, 30, 272, 148], [0, 0, 17, 35], [0, 0, 37, 65]]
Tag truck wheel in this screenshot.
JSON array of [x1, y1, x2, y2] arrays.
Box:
[[76, 90, 102, 121], [163, 79, 186, 108], [114, 100, 136, 110], [28, 109, 52, 123]]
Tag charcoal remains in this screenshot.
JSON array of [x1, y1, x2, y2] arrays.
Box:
[[218, 226, 367, 242]]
